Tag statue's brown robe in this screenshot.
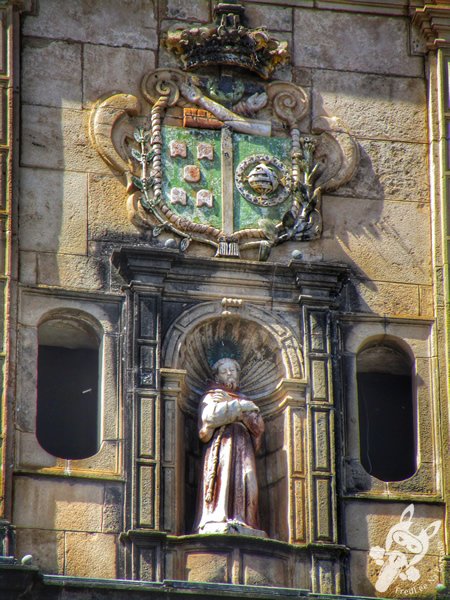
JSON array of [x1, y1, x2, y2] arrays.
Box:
[[194, 388, 264, 534]]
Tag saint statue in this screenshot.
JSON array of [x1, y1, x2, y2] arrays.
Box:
[[193, 357, 266, 536]]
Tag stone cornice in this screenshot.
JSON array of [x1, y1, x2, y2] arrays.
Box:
[[315, 0, 410, 16], [411, 2, 450, 49], [247, 0, 411, 16]]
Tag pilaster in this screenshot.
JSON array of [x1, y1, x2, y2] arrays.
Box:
[[0, 0, 20, 528]]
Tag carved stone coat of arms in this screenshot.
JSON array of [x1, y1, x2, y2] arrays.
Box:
[[90, 2, 359, 260]]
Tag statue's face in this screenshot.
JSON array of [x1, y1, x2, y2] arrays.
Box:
[[216, 359, 239, 390]]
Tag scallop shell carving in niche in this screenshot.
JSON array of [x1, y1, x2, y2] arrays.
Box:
[[178, 317, 285, 405]]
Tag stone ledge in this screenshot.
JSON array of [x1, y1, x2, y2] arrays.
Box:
[[245, 0, 410, 16], [37, 574, 384, 600]]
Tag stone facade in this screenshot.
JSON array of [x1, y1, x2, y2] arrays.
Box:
[[0, 1, 448, 599]]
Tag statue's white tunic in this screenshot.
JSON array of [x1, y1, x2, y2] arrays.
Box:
[[193, 387, 264, 534]]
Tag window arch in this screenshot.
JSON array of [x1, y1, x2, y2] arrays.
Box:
[[356, 340, 416, 482], [36, 314, 101, 460]]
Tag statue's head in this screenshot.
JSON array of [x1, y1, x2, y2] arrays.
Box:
[[212, 357, 240, 391]]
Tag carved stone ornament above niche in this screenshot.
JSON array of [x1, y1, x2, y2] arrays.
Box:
[[90, 2, 360, 261]]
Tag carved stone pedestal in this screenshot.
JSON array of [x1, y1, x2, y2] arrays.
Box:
[[122, 530, 348, 592]]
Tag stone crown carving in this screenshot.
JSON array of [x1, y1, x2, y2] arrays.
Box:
[[164, 2, 289, 79]]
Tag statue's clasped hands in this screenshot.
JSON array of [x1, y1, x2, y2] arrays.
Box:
[[211, 390, 259, 413]]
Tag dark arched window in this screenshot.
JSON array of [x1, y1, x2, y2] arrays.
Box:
[[357, 341, 416, 481], [36, 316, 101, 460]]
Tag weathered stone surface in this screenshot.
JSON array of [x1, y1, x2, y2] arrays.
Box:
[[19, 168, 87, 254], [165, 0, 211, 22], [335, 139, 429, 204], [345, 502, 444, 554], [293, 67, 313, 87], [15, 431, 57, 469], [156, 39, 181, 71], [387, 462, 435, 495], [19, 251, 37, 285], [293, 9, 423, 76], [15, 528, 64, 574], [185, 552, 229, 583], [243, 553, 286, 586], [264, 413, 286, 454], [22, 39, 82, 109], [15, 326, 37, 432], [83, 44, 155, 107], [348, 550, 377, 597], [344, 458, 386, 495], [102, 335, 120, 439], [19, 288, 119, 333], [350, 547, 441, 599], [37, 253, 106, 291], [354, 280, 420, 317], [102, 485, 124, 533], [245, 4, 293, 31], [419, 285, 434, 317], [23, 0, 157, 49], [88, 174, 139, 240], [312, 70, 427, 143], [343, 321, 432, 359], [320, 197, 431, 285], [21, 105, 110, 175], [271, 196, 432, 288], [65, 532, 117, 578], [13, 477, 104, 532], [69, 440, 119, 473]]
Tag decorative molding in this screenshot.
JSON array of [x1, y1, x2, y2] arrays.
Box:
[[316, 0, 410, 15], [88, 93, 141, 175], [161, 299, 304, 411], [411, 3, 450, 50]]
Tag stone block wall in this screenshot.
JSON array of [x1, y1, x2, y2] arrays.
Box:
[[2, 1, 447, 598], [18, 0, 431, 315]]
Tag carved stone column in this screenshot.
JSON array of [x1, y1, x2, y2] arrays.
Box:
[[120, 285, 163, 579], [294, 263, 349, 595], [411, 3, 450, 588], [0, 0, 27, 541]]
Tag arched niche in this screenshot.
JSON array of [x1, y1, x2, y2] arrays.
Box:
[[161, 301, 305, 540], [356, 336, 417, 482]]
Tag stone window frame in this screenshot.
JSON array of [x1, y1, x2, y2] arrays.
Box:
[[36, 314, 102, 460], [341, 316, 439, 498], [356, 340, 416, 482], [14, 288, 123, 479]]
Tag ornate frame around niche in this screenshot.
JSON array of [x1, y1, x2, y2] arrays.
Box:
[[161, 300, 306, 541]]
